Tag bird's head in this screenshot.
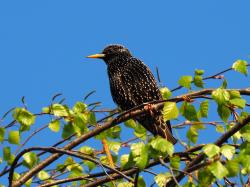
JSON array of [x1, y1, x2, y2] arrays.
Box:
[[87, 44, 132, 64]]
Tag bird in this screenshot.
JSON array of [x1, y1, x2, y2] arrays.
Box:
[[87, 44, 177, 144]]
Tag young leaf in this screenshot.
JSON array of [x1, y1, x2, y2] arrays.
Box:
[[220, 145, 235, 160], [180, 102, 199, 121], [186, 126, 198, 144], [162, 102, 179, 122], [62, 123, 75, 139], [12, 108, 35, 126], [208, 161, 228, 180], [160, 87, 172, 99], [178, 75, 193, 89], [51, 104, 69, 117], [170, 155, 180, 169], [117, 182, 134, 187], [107, 141, 121, 155], [23, 152, 37, 169], [150, 136, 174, 156], [199, 100, 209, 118], [194, 75, 204, 88], [48, 120, 60, 132], [198, 168, 215, 186], [212, 88, 230, 104], [37, 170, 50, 180], [229, 98, 246, 109], [73, 102, 87, 113], [131, 142, 148, 170], [216, 125, 224, 133], [217, 104, 231, 122], [8, 131, 20, 145], [229, 90, 241, 99], [0, 127, 5, 142], [232, 59, 248, 76], [195, 69, 204, 75], [154, 173, 171, 187], [203, 144, 220, 158], [137, 176, 146, 187], [225, 160, 240, 177], [3, 146, 11, 161], [79, 146, 94, 156]]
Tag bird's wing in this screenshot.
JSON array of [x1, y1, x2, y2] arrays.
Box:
[[120, 57, 162, 108]]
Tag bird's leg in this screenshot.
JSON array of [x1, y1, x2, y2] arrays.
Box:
[[144, 103, 157, 116], [182, 95, 194, 103]]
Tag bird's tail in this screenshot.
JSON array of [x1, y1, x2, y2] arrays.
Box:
[[137, 117, 177, 144]]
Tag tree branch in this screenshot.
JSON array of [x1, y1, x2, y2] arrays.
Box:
[[166, 114, 250, 186], [10, 88, 250, 187]]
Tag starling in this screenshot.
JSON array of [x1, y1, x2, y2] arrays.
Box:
[[87, 44, 177, 144]]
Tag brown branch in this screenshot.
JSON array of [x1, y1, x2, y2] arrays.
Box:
[[171, 64, 250, 92], [10, 88, 250, 187], [9, 147, 133, 187], [166, 114, 250, 187]]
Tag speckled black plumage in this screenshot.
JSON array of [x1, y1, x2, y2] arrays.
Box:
[[92, 44, 176, 144]]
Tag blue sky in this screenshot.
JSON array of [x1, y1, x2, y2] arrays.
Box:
[[0, 0, 250, 186]]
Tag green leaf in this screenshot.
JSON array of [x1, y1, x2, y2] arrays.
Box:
[[194, 75, 204, 88], [150, 136, 174, 156], [195, 69, 204, 75], [162, 102, 179, 122], [180, 102, 199, 121], [120, 154, 134, 170], [73, 102, 87, 113], [72, 115, 88, 136], [0, 127, 5, 142], [220, 145, 235, 160], [170, 155, 180, 169], [51, 103, 69, 117], [232, 59, 248, 76], [229, 90, 241, 99], [79, 146, 94, 156], [84, 160, 96, 172], [13, 172, 20, 181], [212, 88, 230, 104], [137, 176, 146, 187], [125, 119, 146, 140], [198, 168, 215, 186], [203, 144, 220, 158], [107, 126, 121, 139], [25, 178, 32, 187], [8, 131, 20, 145], [131, 142, 148, 170], [160, 87, 172, 99], [208, 161, 229, 180], [199, 100, 209, 118], [216, 125, 224, 133], [108, 141, 121, 155], [178, 75, 193, 89], [221, 79, 228, 89], [37, 170, 50, 180], [186, 126, 198, 144], [23, 152, 37, 169], [217, 104, 231, 122], [240, 124, 250, 142], [225, 160, 240, 177], [7, 154, 15, 165], [229, 98, 246, 109], [117, 182, 134, 187], [48, 120, 60, 132], [154, 173, 171, 187], [62, 123, 75, 139], [12, 108, 35, 127], [3, 146, 11, 161]]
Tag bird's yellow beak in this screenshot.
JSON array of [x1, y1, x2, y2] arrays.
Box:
[[86, 53, 106, 59]]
